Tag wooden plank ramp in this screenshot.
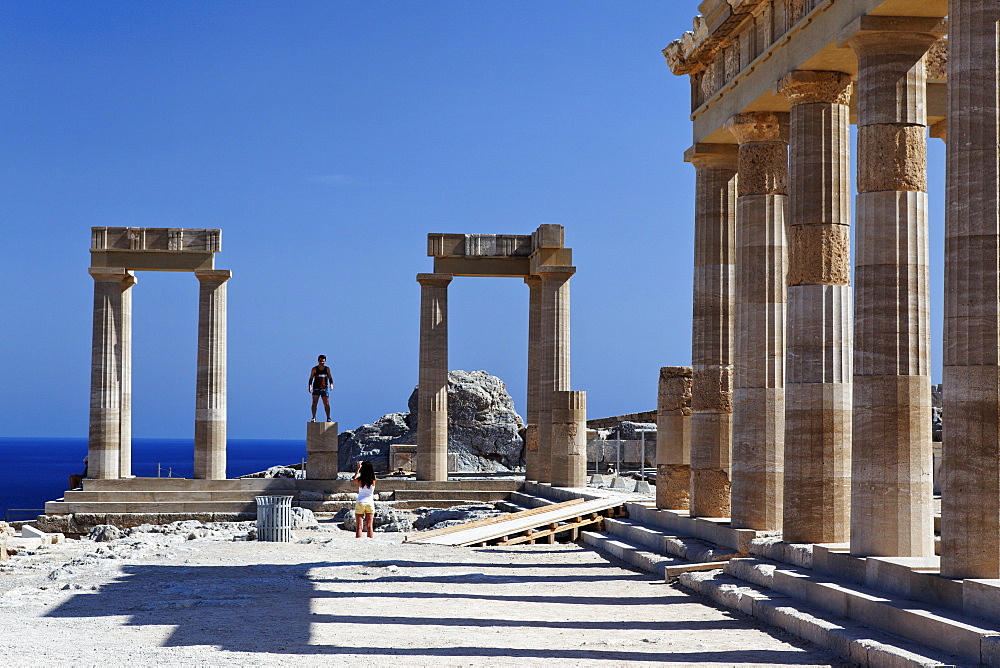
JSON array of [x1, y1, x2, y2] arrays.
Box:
[[406, 497, 627, 547]]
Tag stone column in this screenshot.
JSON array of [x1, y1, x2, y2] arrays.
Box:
[[194, 269, 230, 480], [537, 266, 574, 484], [684, 144, 738, 518], [656, 366, 692, 510], [550, 390, 587, 488], [778, 71, 854, 545], [118, 271, 136, 478], [942, 0, 1000, 579], [848, 30, 936, 557], [725, 112, 788, 530], [88, 268, 127, 480], [416, 273, 452, 481], [524, 275, 543, 480], [306, 421, 339, 479]]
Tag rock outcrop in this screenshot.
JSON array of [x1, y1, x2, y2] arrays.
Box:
[[412, 504, 504, 531], [332, 505, 413, 533], [338, 370, 525, 472]]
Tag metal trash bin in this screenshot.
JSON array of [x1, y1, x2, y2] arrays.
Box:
[[255, 495, 293, 542]]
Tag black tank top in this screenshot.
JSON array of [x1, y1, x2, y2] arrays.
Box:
[[314, 366, 331, 389]]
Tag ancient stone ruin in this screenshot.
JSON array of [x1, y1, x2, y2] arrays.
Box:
[[415, 224, 586, 486]]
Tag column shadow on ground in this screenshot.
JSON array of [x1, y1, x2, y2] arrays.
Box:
[[42, 558, 835, 664]]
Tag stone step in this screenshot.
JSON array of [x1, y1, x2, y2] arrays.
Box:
[[300, 499, 483, 512], [62, 490, 292, 503], [602, 517, 741, 562], [45, 500, 259, 514], [720, 557, 1000, 665], [507, 491, 558, 509], [680, 568, 969, 667], [390, 489, 511, 502], [79, 477, 523, 493], [580, 530, 683, 578]]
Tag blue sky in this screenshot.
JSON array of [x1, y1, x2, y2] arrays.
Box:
[[0, 2, 946, 441]]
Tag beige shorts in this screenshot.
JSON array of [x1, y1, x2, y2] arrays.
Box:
[[354, 502, 375, 515]]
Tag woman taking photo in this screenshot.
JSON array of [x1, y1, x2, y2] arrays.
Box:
[[353, 460, 376, 538]]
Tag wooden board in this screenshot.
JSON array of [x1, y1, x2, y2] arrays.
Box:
[[408, 497, 627, 547], [404, 498, 584, 542]]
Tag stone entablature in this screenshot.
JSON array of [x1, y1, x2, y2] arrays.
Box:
[[91, 227, 222, 271], [664, 1, 948, 145], [426, 224, 573, 278]]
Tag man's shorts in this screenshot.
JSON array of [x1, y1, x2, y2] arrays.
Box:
[[355, 502, 375, 514], [312, 388, 330, 397]]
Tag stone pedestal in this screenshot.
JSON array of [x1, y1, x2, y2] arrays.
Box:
[[656, 366, 692, 510], [88, 267, 128, 480], [942, 0, 1000, 579], [194, 269, 230, 480], [416, 273, 452, 482], [306, 421, 339, 479], [524, 275, 543, 479], [779, 70, 854, 545], [848, 30, 936, 557], [685, 143, 738, 518], [725, 112, 789, 530], [550, 390, 587, 488], [537, 266, 574, 484]]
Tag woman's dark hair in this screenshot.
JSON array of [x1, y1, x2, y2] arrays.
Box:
[[358, 461, 376, 487]]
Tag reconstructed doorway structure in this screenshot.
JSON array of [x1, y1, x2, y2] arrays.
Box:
[[416, 224, 586, 486], [88, 227, 231, 480]]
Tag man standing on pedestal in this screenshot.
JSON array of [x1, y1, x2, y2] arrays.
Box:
[[308, 354, 334, 422]]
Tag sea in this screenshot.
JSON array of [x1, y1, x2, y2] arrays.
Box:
[[0, 437, 307, 518]]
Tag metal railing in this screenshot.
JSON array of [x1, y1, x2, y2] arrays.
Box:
[[4, 509, 44, 523]]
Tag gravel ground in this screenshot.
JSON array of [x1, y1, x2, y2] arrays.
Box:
[[0, 521, 845, 667]]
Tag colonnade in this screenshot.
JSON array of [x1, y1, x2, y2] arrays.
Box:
[[665, 2, 1000, 577]]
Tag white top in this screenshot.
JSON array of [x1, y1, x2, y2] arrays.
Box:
[[356, 484, 375, 504]]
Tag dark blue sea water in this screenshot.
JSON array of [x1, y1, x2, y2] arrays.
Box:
[[0, 437, 306, 517]]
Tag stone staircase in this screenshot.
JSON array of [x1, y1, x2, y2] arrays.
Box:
[[681, 558, 990, 667], [567, 497, 993, 667], [40, 477, 524, 533]]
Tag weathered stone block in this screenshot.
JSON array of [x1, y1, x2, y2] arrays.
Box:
[[858, 123, 928, 193], [787, 224, 851, 286]]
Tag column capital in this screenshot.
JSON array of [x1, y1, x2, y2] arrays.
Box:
[[416, 272, 453, 287], [89, 267, 128, 282], [837, 15, 946, 50], [194, 269, 232, 284], [724, 112, 789, 145], [523, 275, 542, 287], [779, 71, 853, 106], [684, 143, 738, 169], [536, 266, 576, 281], [123, 271, 138, 289]]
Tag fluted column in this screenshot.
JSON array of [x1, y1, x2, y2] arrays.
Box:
[[685, 144, 738, 518], [550, 390, 587, 488], [88, 268, 127, 480], [118, 272, 136, 478], [538, 266, 574, 484], [416, 273, 453, 481], [725, 112, 788, 530], [848, 30, 936, 557], [942, 0, 1000, 579], [656, 366, 692, 510], [524, 275, 543, 479], [194, 269, 230, 480], [779, 71, 854, 544]]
